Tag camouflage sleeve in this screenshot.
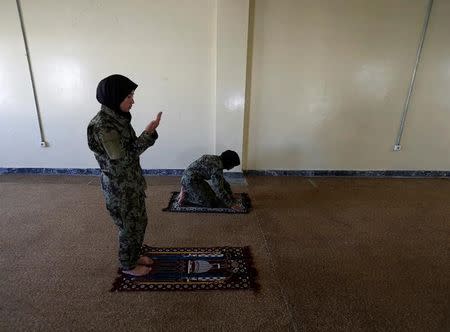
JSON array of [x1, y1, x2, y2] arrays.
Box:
[[223, 178, 233, 196], [99, 129, 158, 160], [99, 129, 123, 159], [133, 130, 158, 156], [211, 171, 233, 207]]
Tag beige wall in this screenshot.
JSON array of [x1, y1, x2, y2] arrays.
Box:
[[215, 0, 249, 171], [1, 0, 217, 168], [0, 0, 41, 164], [247, 0, 450, 170], [1, 0, 449, 171], [398, 0, 450, 169]]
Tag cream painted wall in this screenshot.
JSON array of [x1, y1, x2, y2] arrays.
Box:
[[0, 0, 41, 164], [247, 0, 449, 170], [398, 0, 450, 169], [1, 0, 216, 168], [2, 0, 449, 171], [215, 0, 249, 171]]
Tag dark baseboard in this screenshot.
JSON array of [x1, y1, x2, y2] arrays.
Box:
[[1, 168, 449, 178], [0, 168, 243, 178], [243, 170, 450, 178]]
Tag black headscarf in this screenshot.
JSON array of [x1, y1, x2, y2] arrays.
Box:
[[96, 74, 137, 113], [220, 150, 240, 170]]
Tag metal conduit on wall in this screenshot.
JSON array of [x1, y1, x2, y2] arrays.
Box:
[[16, 0, 47, 147], [15, 0, 434, 153], [394, 0, 434, 151]]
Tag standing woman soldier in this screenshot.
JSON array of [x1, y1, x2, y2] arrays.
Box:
[[87, 74, 162, 276]]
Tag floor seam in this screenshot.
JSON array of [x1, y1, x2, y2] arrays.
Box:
[[249, 186, 300, 332]]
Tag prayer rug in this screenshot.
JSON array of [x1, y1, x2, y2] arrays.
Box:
[[162, 192, 251, 214], [111, 245, 258, 292]]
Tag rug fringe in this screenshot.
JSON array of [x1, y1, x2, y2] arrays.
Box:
[[242, 246, 260, 291], [242, 246, 253, 258], [111, 275, 123, 292]]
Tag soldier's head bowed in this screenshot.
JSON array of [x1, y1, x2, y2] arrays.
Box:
[[220, 150, 240, 170]]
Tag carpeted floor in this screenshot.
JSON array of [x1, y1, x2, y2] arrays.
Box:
[[0, 174, 449, 331]]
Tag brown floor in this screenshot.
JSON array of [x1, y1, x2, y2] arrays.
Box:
[[0, 175, 449, 331]]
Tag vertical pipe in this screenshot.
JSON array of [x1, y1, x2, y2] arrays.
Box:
[[394, 0, 433, 151], [242, 0, 255, 170], [16, 0, 47, 146], [394, 0, 434, 151]]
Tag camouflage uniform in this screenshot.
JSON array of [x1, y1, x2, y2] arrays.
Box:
[[87, 105, 158, 270], [181, 155, 234, 208]]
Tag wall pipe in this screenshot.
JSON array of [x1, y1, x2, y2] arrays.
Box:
[[16, 0, 47, 147], [394, 0, 434, 151]]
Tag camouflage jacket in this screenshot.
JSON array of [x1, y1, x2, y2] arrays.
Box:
[[182, 155, 233, 206], [87, 105, 158, 197]]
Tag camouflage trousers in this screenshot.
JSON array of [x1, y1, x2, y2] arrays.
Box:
[[103, 189, 147, 270], [181, 175, 225, 208]]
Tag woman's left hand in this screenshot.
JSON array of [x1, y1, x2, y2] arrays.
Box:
[[145, 112, 163, 133]]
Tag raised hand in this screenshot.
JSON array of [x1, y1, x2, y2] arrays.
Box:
[[145, 112, 163, 133]]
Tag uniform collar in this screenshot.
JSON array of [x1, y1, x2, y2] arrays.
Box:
[[101, 105, 131, 125]]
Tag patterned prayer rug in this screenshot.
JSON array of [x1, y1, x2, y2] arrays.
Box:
[[162, 192, 251, 214], [111, 245, 258, 292]]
